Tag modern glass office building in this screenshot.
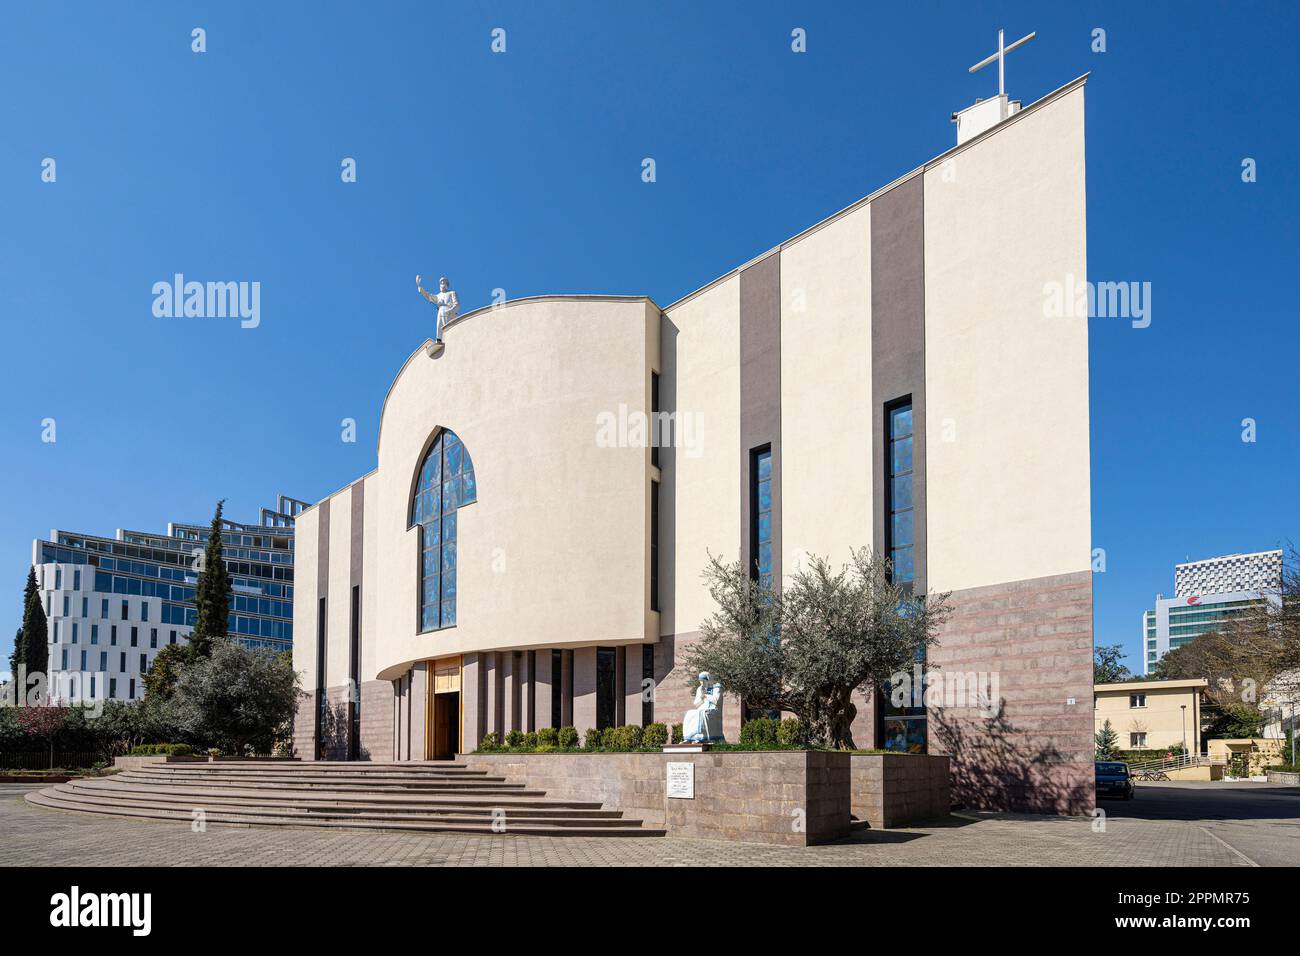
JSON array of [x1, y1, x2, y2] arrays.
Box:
[[1142, 550, 1283, 674], [33, 495, 306, 703]]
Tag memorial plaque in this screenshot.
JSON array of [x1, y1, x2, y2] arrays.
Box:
[[666, 761, 695, 799]]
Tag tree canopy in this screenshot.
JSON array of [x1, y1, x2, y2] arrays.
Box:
[[683, 548, 949, 750]]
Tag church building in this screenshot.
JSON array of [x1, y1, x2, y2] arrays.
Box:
[[292, 73, 1095, 813]]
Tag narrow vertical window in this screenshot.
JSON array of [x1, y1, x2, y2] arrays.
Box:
[[641, 644, 655, 726], [595, 647, 617, 730], [349, 584, 361, 761], [750, 447, 773, 588], [650, 480, 660, 612], [886, 401, 915, 586], [550, 649, 562, 729], [650, 371, 661, 468], [315, 596, 327, 760]]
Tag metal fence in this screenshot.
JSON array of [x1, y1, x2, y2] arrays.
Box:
[[0, 751, 106, 771]]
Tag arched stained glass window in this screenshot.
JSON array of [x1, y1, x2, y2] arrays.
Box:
[[411, 429, 477, 631]]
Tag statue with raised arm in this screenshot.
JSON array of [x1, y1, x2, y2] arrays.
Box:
[[682, 672, 724, 743], [416, 275, 460, 344]]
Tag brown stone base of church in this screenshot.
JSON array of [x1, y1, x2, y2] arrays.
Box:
[[293, 571, 1094, 816]]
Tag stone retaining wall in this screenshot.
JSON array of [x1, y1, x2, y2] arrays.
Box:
[[466, 750, 851, 845], [850, 753, 950, 828], [466, 750, 951, 844], [1266, 770, 1300, 786]]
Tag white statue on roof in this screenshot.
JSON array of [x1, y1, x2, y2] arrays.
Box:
[[416, 275, 459, 344]]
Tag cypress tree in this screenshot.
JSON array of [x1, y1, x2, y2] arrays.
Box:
[[189, 500, 232, 660], [22, 590, 48, 679], [9, 568, 37, 685]]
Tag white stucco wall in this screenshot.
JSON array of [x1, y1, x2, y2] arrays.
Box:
[[361, 297, 657, 679], [660, 277, 741, 635], [778, 203, 873, 576], [922, 86, 1090, 593]]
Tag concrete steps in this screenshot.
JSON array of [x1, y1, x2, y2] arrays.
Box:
[[26, 760, 665, 838]]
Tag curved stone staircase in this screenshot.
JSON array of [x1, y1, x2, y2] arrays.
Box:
[[26, 761, 664, 837]]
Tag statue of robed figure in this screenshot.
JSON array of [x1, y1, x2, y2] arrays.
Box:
[[416, 275, 460, 351]]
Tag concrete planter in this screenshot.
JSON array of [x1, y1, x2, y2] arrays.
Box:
[[1266, 770, 1300, 786], [466, 750, 851, 845], [466, 750, 950, 844], [850, 753, 951, 828]]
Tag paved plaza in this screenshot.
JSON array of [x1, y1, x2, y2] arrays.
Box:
[[5, 780, 1296, 866]]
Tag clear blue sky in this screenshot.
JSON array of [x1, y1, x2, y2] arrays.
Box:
[[2, 1, 1296, 677]]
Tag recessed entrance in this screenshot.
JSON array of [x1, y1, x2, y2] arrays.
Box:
[[426, 656, 463, 760], [432, 692, 460, 760]]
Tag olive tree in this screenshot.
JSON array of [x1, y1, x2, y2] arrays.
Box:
[[684, 548, 949, 750], [164, 639, 301, 755]]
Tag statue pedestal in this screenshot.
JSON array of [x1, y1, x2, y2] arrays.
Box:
[[662, 742, 715, 753], [425, 339, 445, 359]]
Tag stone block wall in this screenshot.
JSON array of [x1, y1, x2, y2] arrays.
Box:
[[359, 679, 394, 760], [850, 753, 950, 828], [292, 692, 316, 760], [464, 750, 852, 846], [927, 570, 1095, 815]]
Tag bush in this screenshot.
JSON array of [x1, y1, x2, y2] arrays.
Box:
[[671, 723, 684, 745], [739, 716, 780, 749], [557, 726, 579, 749], [536, 727, 559, 747], [583, 727, 603, 750], [777, 716, 807, 748], [643, 722, 668, 749], [605, 724, 643, 752], [128, 743, 194, 757], [504, 730, 525, 749], [523, 731, 538, 750], [479, 731, 501, 752]]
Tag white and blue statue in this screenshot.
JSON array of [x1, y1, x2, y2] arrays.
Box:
[[682, 672, 724, 742]]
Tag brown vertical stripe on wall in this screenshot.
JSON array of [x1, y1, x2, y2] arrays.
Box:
[[739, 252, 782, 585], [870, 173, 927, 594], [350, 483, 364, 590]]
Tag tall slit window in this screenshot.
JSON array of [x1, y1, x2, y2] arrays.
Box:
[[751, 447, 773, 589], [886, 402, 914, 586], [411, 429, 477, 632]]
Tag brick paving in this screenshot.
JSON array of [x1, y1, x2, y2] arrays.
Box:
[[0, 784, 1254, 866]]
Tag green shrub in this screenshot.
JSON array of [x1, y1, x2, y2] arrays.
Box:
[[777, 717, 806, 748], [536, 726, 559, 747], [128, 743, 194, 757], [523, 731, 538, 750], [557, 726, 579, 749], [504, 730, 525, 749], [479, 731, 501, 752], [604, 724, 643, 752], [534, 743, 555, 754], [583, 727, 603, 750], [643, 722, 668, 749], [671, 723, 684, 745], [739, 716, 780, 749]]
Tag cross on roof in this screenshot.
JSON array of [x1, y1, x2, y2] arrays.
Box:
[[968, 29, 1036, 97]]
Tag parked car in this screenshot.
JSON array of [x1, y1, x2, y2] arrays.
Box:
[[1095, 761, 1135, 799]]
